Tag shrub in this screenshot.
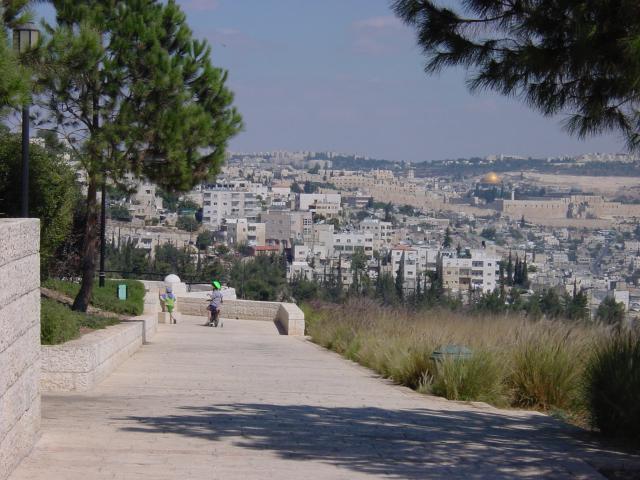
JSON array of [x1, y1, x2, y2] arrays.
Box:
[[43, 279, 145, 316], [430, 351, 508, 406], [41, 299, 119, 345], [375, 339, 435, 390], [41, 299, 80, 345], [584, 331, 640, 439], [509, 326, 585, 411]]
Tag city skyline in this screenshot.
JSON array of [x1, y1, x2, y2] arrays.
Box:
[[33, 0, 628, 162], [177, 0, 625, 162]]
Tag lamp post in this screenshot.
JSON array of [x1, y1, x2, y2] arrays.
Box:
[[13, 23, 40, 218]]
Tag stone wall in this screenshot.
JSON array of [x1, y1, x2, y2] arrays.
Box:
[[177, 297, 305, 335], [0, 219, 41, 480], [41, 314, 157, 392]]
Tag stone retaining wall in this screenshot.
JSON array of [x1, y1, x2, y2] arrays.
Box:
[[177, 297, 305, 335], [41, 313, 157, 393], [0, 219, 41, 480]]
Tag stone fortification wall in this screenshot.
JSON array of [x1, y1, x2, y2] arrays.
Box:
[[498, 195, 640, 220], [0, 219, 41, 480]]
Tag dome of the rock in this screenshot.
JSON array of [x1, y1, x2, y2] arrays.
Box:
[[481, 172, 501, 185]]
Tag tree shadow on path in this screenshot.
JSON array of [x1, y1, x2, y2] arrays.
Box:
[[119, 403, 638, 478]]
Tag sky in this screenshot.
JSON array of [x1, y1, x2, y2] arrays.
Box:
[[38, 0, 626, 162]]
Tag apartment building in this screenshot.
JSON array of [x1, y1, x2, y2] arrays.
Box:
[[296, 193, 341, 218], [225, 218, 266, 247], [261, 210, 313, 247], [359, 219, 394, 249], [333, 232, 374, 258], [202, 189, 259, 229], [390, 245, 418, 286], [128, 180, 164, 221], [438, 250, 500, 294]]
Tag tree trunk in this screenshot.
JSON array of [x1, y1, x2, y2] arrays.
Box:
[[72, 178, 99, 312]]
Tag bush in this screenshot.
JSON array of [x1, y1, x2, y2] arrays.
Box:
[[584, 331, 640, 439], [43, 279, 145, 315], [0, 131, 79, 276], [509, 327, 586, 411], [41, 299, 80, 345], [41, 299, 119, 345], [176, 215, 198, 232], [430, 351, 508, 406]]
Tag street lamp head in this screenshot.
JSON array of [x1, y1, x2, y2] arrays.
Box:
[[13, 22, 40, 54]]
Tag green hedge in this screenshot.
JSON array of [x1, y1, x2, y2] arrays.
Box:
[[43, 279, 145, 316], [41, 299, 119, 345]]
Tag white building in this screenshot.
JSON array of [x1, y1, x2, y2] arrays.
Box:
[[332, 232, 374, 258], [202, 189, 260, 229], [391, 245, 419, 286], [438, 249, 500, 294], [225, 218, 266, 247], [297, 193, 341, 218], [359, 219, 394, 250]]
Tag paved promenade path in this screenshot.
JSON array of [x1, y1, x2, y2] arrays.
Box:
[[10, 316, 635, 479]]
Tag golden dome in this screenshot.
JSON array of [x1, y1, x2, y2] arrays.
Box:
[[481, 172, 501, 185]]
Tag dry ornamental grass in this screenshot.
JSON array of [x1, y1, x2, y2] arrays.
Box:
[[303, 298, 639, 439]]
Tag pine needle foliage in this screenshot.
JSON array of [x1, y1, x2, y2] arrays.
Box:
[[38, 0, 242, 311], [393, 0, 640, 151]]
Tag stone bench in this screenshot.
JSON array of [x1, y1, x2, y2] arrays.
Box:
[[177, 297, 305, 336]]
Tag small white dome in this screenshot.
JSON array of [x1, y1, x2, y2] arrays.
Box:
[[164, 274, 181, 285]]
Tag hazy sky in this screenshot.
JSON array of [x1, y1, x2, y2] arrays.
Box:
[[39, 0, 626, 162]]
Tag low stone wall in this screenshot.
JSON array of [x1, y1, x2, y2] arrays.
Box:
[[0, 219, 41, 480], [276, 303, 305, 336], [41, 314, 157, 393], [177, 297, 305, 335]]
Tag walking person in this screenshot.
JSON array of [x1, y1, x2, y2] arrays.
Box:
[[159, 286, 177, 324], [206, 280, 224, 327]]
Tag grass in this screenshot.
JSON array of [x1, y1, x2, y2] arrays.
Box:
[[41, 298, 120, 345], [304, 298, 629, 433], [584, 331, 640, 439], [43, 278, 145, 316]]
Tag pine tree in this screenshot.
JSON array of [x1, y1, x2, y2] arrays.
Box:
[[41, 1, 242, 311], [393, 0, 640, 151], [0, 0, 32, 113]]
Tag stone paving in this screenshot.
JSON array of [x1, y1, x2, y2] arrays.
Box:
[[9, 315, 637, 479]]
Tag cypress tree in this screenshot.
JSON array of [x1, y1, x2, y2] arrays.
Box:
[[443, 227, 452, 248], [506, 251, 513, 286], [395, 251, 405, 300]]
